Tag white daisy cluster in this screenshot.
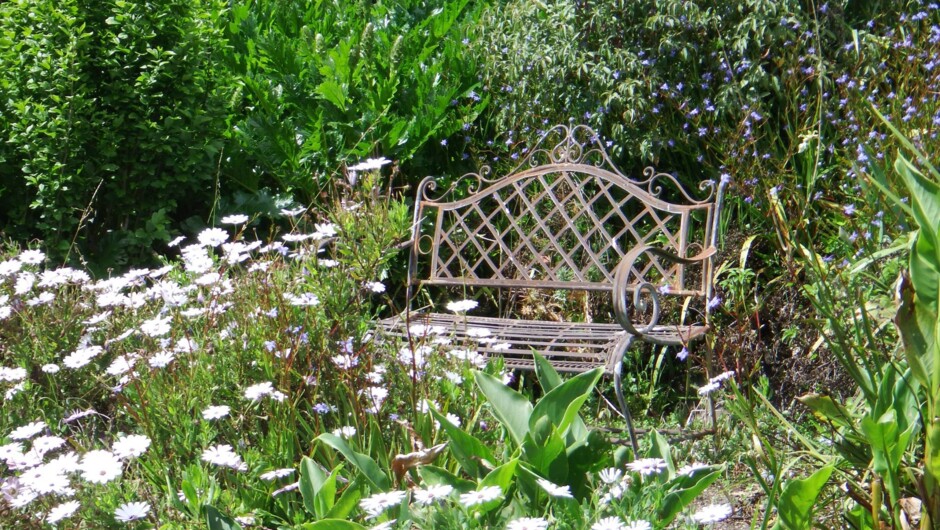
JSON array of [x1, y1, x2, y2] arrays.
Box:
[[395, 323, 495, 383], [1, 251, 91, 319], [0, 422, 150, 523], [596, 466, 632, 504]]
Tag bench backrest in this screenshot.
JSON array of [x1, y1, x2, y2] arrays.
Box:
[[408, 125, 724, 298]]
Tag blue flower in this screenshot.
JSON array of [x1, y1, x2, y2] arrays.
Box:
[[677, 347, 689, 361], [707, 296, 722, 311]]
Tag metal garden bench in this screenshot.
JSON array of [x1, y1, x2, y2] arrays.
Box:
[[377, 124, 726, 452]]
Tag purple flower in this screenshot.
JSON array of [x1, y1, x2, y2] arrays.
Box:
[[707, 296, 722, 311], [677, 347, 689, 361]]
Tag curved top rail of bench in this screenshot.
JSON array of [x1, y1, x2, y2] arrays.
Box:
[[416, 124, 720, 208]]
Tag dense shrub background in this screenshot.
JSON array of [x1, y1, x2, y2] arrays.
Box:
[[224, 0, 486, 199], [0, 0, 483, 271], [0, 0, 235, 270]]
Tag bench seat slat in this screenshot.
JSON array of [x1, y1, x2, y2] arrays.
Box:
[[376, 313, 707, 375]]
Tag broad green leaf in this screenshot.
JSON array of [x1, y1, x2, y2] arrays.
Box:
[[418, 465, 476, 492], [566, 429, 613, 496], [772, 465, 834, 530], [315, 466, 340, 517], [205, 505, 242, 530], [325, 479, 362, 520], [473, 370, 532, 447], [927, 423, 940, 488], [895, 155, 940, 251], [522, 418, 568, 481], [296, 520, 366, 530], [861, 409, 906, 505], [317, 80, 348, 112], [657, 466, 723, 525], [646, 430, 676, 477], [316, 433, 390, 491], [529, 368, 603, 436], [797, 394, 856, 429], [532, 351, 563, 392], [299, 457, 325, 516], [429, 406, 495, 479], [910, 234, 940, 320]]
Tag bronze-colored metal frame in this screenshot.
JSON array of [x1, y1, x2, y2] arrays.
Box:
[[380, 124, 726, 453]]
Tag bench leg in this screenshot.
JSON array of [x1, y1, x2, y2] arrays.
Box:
[[612, 335, 640, 455]]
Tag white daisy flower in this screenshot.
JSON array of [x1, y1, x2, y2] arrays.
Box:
[[272, 481, 300, 496], [692, 503, 733, 524], [114, 501, 149, 522], [80, 450, 123, 484], [46, 500, 81, 524], [348, 157, 391, 172], [244, 381, 275, 401], [198, 227, 229, 247], [31, 435, 65, 455], [332, 426, 356, 439], [220, 214, 249, 225], [446, 299, 478, 312], [678, 462, 711, 476], [536, 478, 573, 498], [413, 484, 454, 505], [591, 517, 626, 530], [260, 468, 295, 481], [0, 366, 27, 382], [597, 467, 623, 484], [359, 490, 406, 518], [112, 434, 151, 460], [149, 350, 175, 368], [280, 207, 306, 217], [507, 517, 550, 530], [41, 363, 60, 374], [709, 370, 736, 384], [202, 405, 230, 420], [201, 444, 245, 471], [19, 249, 45, 265], [626, 457, 667, 476], [459, 485, 502, 507], [10, 421, 46, 440]]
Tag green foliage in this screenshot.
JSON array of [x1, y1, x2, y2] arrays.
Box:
[[869, 112, 940, 527], [223, 0, 487, 197], [206, 505, 243, 530], [0, 0, 236, 268], [772, 465, 834, 530]]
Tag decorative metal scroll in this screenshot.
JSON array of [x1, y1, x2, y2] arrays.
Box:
[[419, 125, 717, 205], [410, 125, 721, 296]]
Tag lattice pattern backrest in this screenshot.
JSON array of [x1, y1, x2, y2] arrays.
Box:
[[408, 125, 720, 296]]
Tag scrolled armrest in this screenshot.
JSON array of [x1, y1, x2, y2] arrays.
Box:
[[612, 246, 716, 336]]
